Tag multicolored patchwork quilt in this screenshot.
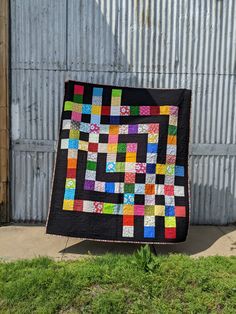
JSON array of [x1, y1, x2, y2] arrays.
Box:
[[46, 81, 191, 243]]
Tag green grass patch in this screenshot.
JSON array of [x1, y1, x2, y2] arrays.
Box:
[[0, 247, 236, 313]]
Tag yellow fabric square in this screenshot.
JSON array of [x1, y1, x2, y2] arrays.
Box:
[[108, 144, 117, 153], [126, 152, 136, 162], [123, 205, 134, 215], [92, 105, 101, 115], [156, 164, 166, 174], [63, 200, 74, 211], [72, 103, 82, 113], [148, 134, 159, 143], [155, 205, 165, 216], [165, 216, 176, 228], [79, 140, 88, 151], [160, 106, 170, 115]]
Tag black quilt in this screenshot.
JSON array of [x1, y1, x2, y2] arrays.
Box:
[[46, 81, 191, 243]]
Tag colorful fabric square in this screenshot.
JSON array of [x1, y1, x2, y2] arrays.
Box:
[[47, 81, 191, 244]]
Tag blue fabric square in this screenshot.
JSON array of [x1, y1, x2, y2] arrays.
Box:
[[175, 166, 184, 177], [165, 206, 175, 216], [106, 162, 115, 173], [105, 182, 115, 193], [68, 139, 79, 149], [82, 104, 91, 114], [80, 122, 90, 133], [64, 189, 75, 200], [146, 163, 156, 174], [124, 193, 135, 204], [144, 226, 155, 238], [90, 115, 101, 124], [147, 143, 158, 153], [93, 87, 103, 96], [110, 116, 120, 124]]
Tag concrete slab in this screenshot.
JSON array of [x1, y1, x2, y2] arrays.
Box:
[[0, 224, 235, 261], [0, 225, 68, 261]]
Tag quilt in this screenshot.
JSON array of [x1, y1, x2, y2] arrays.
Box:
[[46, 81, 191, 243]]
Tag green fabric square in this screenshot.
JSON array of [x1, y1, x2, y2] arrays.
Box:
[[65, 179, 76, 189], [103, 203, 115, 214], [130, 106, 139, 115], [168, 125, 177, 135], [73, 94, 83, 103], [64, 101, 73, 111], [116, 162, 125, 172], [118, 143, 126, 153], [124, 184, 135, 193], [112, 89, 122, 97], [87, 161, 97, 171]]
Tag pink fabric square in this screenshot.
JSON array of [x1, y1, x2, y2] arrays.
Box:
[[108, 135, 118, 143], [140, 106, 150, 115], [170, 106, 178, 116], [166, 155, 176, 164], [127, 143, 137, 152], [134, 205, 144, 216], [135, 162, 146, 173], [72, 111, 81, 121]]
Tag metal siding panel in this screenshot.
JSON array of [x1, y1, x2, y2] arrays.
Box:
[[10, 0, 67, 70], [10, 0, 236, 223]]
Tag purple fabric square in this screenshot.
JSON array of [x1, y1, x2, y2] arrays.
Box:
[[84, 180, 95, 191], [128, 124, 138, 134]]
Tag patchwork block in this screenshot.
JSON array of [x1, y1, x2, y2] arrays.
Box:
[[47, 81, 191, 244]]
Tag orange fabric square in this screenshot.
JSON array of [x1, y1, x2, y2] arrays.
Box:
[[109, 125, 119, 134], [145, 184, 155, 195], [167, 135, 177, 145], [67, 158, 77, 168]]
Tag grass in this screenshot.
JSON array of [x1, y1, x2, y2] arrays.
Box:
[[0, 247, 236, 314]]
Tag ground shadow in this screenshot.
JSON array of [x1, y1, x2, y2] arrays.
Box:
[[60, 224, 236, 256]]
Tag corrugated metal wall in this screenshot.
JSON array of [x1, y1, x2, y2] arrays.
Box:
[[10, 0, 236, 223]]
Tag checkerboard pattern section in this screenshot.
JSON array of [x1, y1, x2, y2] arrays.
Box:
[[60, 84, 187, 240]]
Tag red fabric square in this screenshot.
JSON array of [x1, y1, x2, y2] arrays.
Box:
[[88, 143, 98, 152], [74, 85, 84, 95], [74, 199, 83, 211], [164, 185, 174, 196], [101, 106, 111, 115], [175, 206, 186, 217], [165, 228, 176, 239], [150, 106, 160, 116], [67, 168, 76, 178], [125, 173, 136, 183], [123, 215, 134, 226]]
